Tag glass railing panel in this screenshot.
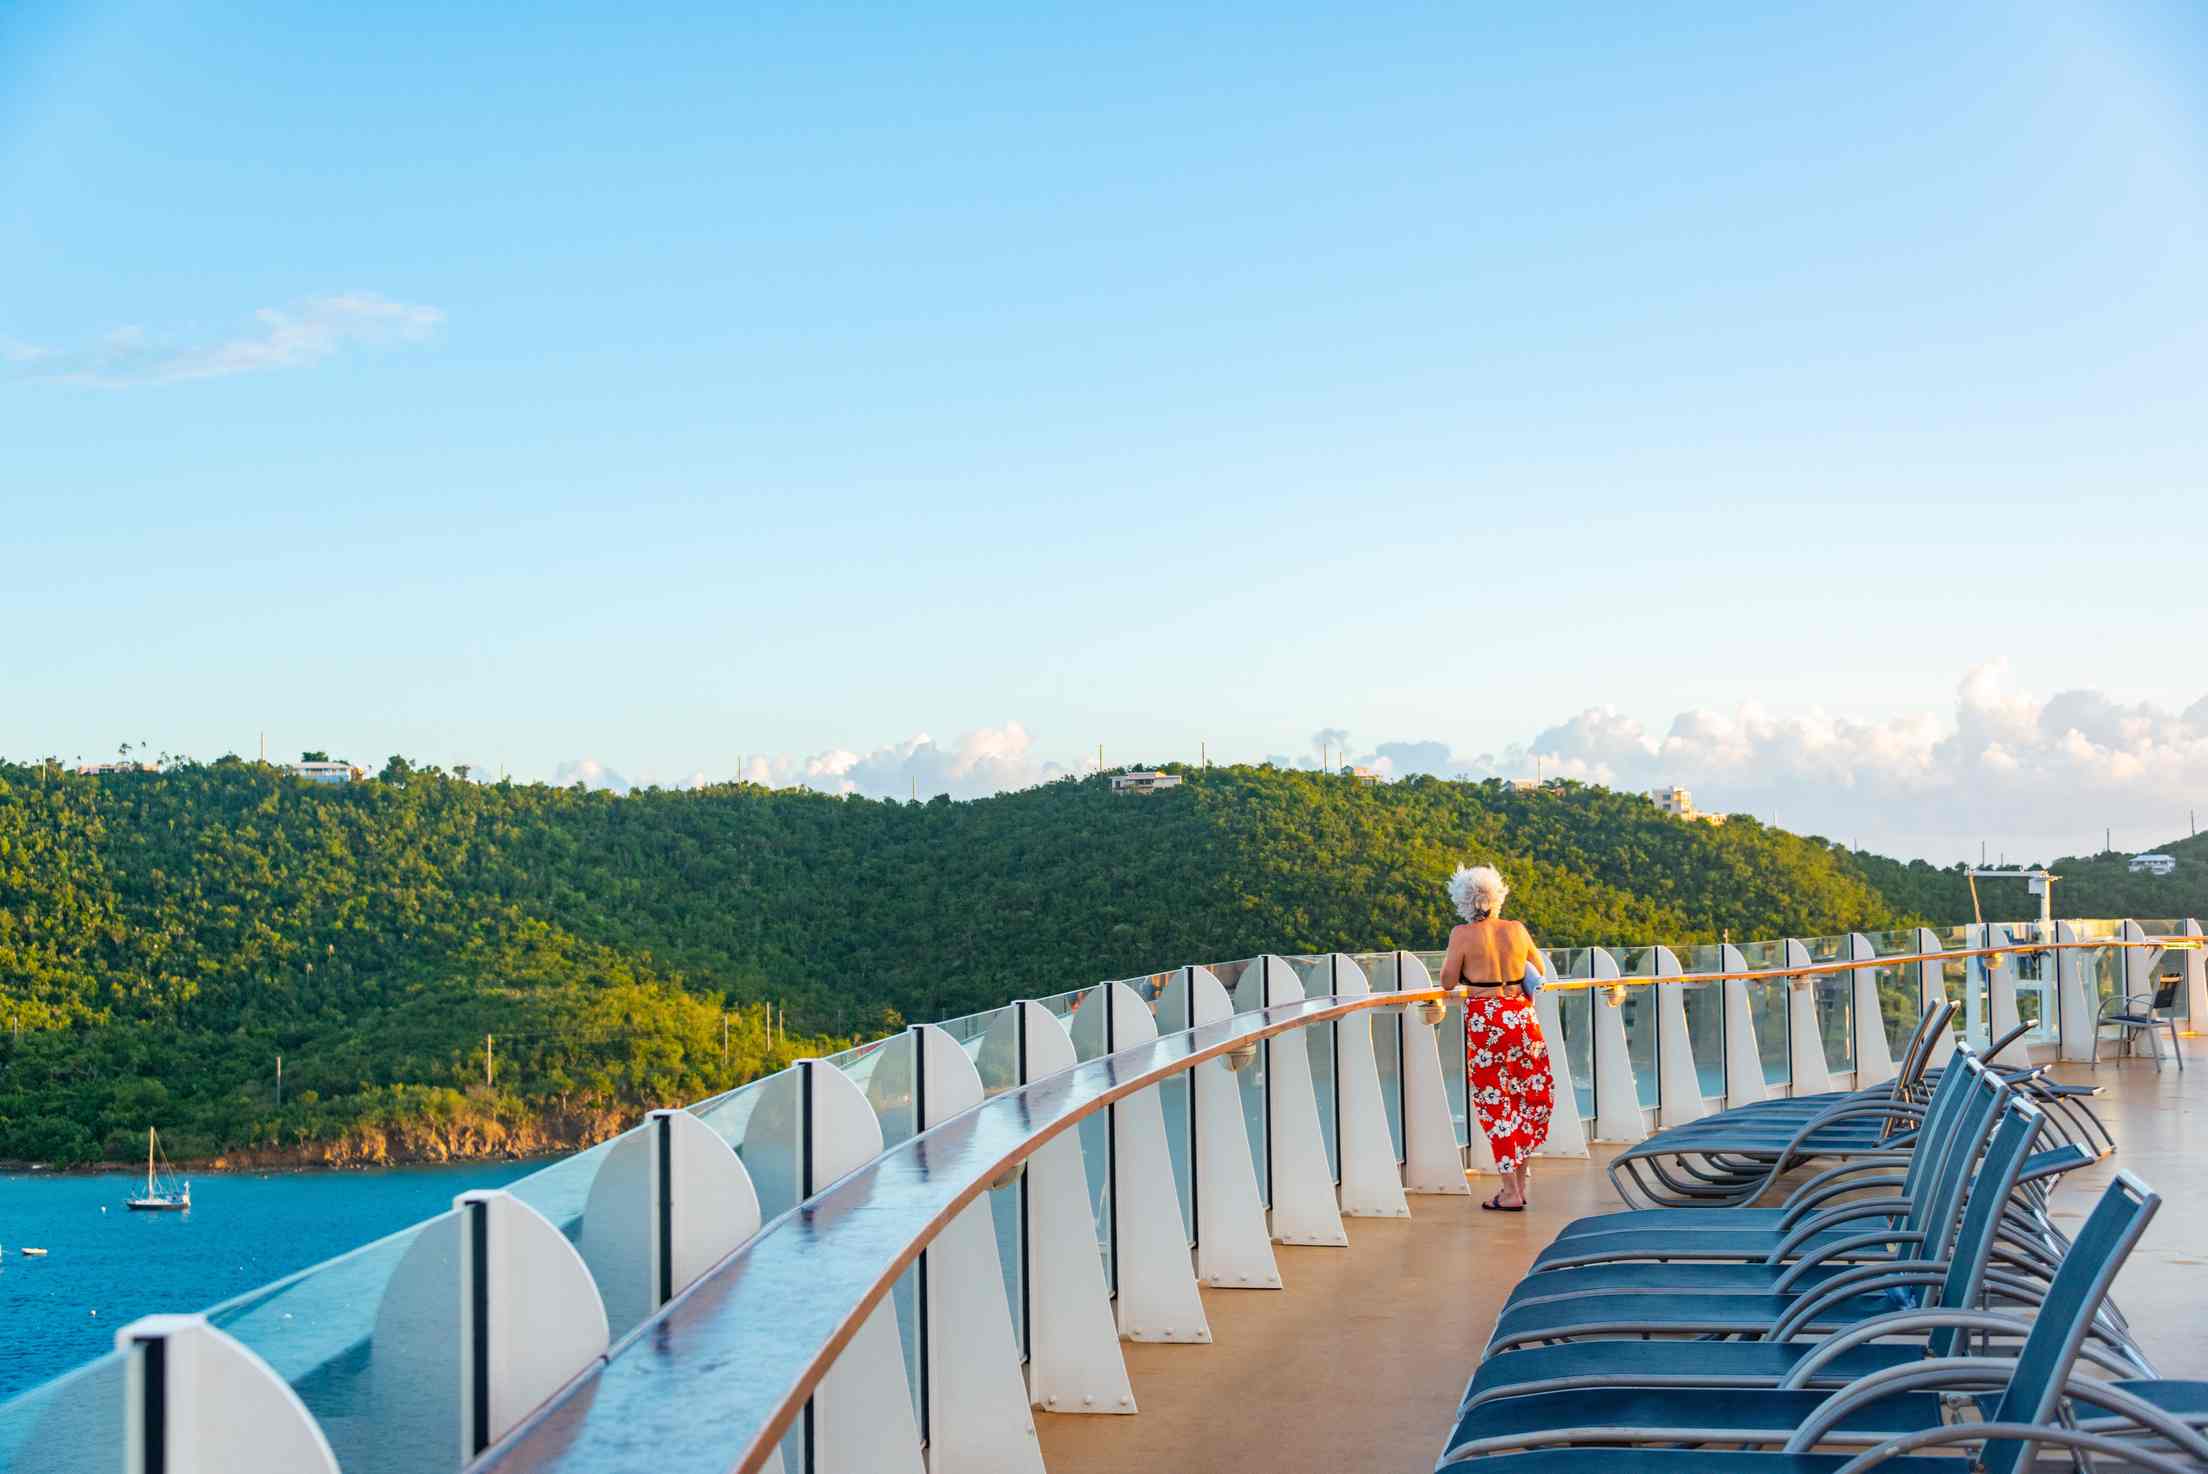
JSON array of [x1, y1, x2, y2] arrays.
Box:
[[2133, 920, 2189, 1018], [1411, 949, 1467, 1145], [1356, 952, 1407, 1161], [1551, 984, 1593, 1121], [1308, 1012, 1338, 1181], [2076, 938, 2128, 1036], [507, 1134, 621, 1240], [1205, 956, 1256, 997], [1232, 996, 1272, 1206], [204, 1210, 463, 1474], [1033, 987, 1088, 1025], [834, 1032, 926, 1423], [1281, 953, 1335, 996], [1800, 935, 1853, 1075], [1736, 940, 1792, 1088], [506, 1129, 659, 1340], [1802, 934, 1849, 964], [1815, 972, 1854, 1076], [960, 1006, 1026, 1355], [934, 1001, 1011, 1052], [1064, 987, 1118, 1293], [1673, 943, 1726, 1099], [1616, 948, 1660, 1109], [1936, 925, 1989, 1051], [1149, 972, 1197, 1246], [0, 1346, 125, 1474], [2002, 924, 2053, 1041], [1866, 929, 1929, 1059], [691, 1070, 801, 1221]]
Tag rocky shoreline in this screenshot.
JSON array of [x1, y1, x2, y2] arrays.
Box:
[[1, 1108, 636, 1175]]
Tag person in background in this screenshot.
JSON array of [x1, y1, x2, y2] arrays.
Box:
[[1439, 864, 1554, 1211]]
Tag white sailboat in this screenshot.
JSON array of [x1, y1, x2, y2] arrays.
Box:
[[125, 1128, 190, 1211]]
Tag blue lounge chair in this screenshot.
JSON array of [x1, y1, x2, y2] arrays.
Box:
[[1440, 1174, 2184, 1468], [1456, 1099, 2144, 1413], [1530, 1056, 2096, 1277], [1501, 1063, 2013, 1313]]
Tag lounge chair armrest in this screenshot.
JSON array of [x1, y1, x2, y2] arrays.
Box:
[[1768, 1265, 1944, 1339], [2060, 1377, 2208, 1457], [1785, 1357, 2027, 1450], [1782, 1311, 2037, 1387], [1826, 1422, 2200, 1474], [1778, 1167, 1910, 1224], [1771, 1202, 1915, 1257], [1771, 1226, 1922, 1276]]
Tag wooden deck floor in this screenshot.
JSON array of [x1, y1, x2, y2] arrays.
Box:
[[1037, 1039, 2208, 1474]]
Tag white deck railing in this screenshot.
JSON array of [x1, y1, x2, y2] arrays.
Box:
[[1, 921, 2199, 1474]]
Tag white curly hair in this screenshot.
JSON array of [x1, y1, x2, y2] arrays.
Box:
[[1448, 864, 1510, 922]]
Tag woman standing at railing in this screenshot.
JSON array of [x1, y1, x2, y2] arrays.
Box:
[[1440, 864, 1553, 1211]]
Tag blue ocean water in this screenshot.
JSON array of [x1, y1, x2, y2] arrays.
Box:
[[0, 1162, 540, 1403]]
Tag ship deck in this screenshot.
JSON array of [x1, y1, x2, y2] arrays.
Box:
[[1038, 1041, 2208, 1474]]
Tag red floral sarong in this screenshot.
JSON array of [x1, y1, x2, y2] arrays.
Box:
[[1465, 990, 1556, 1174]]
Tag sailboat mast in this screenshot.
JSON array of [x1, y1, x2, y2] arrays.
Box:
[[147, 1127, 155, 1195]]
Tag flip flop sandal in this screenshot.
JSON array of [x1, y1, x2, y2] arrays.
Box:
[[1480, 1193, 1525, 1212]]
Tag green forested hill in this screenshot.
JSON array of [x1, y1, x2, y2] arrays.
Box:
[[0, 757, 2194, 1165], [1846, 830, 2208, 928]]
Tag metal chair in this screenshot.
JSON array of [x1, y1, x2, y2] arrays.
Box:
[[2093, 976, 2184, 1072]]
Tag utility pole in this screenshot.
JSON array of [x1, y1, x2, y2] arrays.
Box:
[[1201, 740, 1207, 767], [721, 1012, 729, 1067], [275, 1054, 282, 1108], [1097, 742, 1104, 776], [2106, 827, 2112, 855], [485, 1034, 494, 1088]]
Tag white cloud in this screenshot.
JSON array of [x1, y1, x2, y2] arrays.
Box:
[[1327, 661, 2207, 860], [548, 664, 2206, 862], [715, 721, 1071, 801], [7, 292, 443, 387], [554, 757, 631, 793]]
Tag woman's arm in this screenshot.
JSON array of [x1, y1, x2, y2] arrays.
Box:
[[1517, 922, 1545, 977]]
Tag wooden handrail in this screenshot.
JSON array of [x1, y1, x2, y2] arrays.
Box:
[[1507, 935, 2189, 1001]]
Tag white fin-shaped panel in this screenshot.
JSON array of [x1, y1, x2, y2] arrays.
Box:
[[1720, 944, 1769, 1106], [1016, 1002, 1136, 1415], [1166, 966, 1284, 1284], [1235, 958, 1347, 1247], [1589, 948, 1648, 1143], [1652, 946, 1709, 1127], [1397, 952, 1478, 1187], [1328, 956, 1409, 1218], [1094, 983, 1212, 1341], [116, 1315, 339, 1474], [801, 1060, 927, 1474], [910, 1025, 1045, 1474], [1848, 934, 1898, 1087], [1782, 939, 1835, 1096]]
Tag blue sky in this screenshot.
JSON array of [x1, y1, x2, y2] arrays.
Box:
[[4, 1, 2205, 860]]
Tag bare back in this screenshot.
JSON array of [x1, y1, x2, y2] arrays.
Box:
[[1440, 918, 1544, 987]]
